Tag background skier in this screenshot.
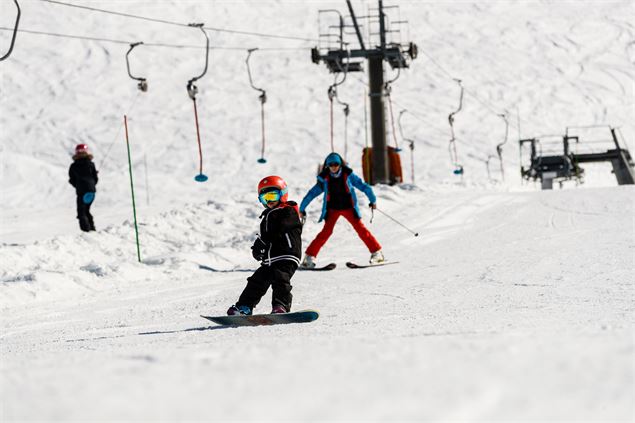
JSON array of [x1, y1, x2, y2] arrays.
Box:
[[68, 143, 98, 232], [299, 152, 383, 268], [227, 176, 303, 315]]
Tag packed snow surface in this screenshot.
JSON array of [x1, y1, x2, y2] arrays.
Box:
[[1, 0, 633, 421]]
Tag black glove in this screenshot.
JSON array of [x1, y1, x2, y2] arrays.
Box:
[[252, 249, 265, 261], [251, 238, 267, 261], [300, 211, 307, 225], [369, 203, 377, 210]]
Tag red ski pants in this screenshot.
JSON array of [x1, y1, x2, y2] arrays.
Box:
[[305, 209, 381, 257]]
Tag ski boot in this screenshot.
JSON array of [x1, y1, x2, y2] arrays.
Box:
[[271, 305, 287, 314], [227, 304, 252, 316], [300, 255, 316, 269], [369, 250, 385, 264]]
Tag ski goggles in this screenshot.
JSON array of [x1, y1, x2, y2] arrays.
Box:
[[258, 187, 285, 205]]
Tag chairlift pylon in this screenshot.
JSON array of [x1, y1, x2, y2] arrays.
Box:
[[186, 23, 210, 182], [246, 48, 268, 164], [125, 42, 148, 92], [0, 0, 21, 62]]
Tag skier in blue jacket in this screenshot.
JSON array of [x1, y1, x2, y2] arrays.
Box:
[[299, 152, 383, 268]]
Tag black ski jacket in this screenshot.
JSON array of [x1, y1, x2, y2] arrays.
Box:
[[68, 156, 98, 195], [253, 201, 302, 266]]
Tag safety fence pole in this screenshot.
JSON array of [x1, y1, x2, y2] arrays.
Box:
[[123, 115, 142, 262]]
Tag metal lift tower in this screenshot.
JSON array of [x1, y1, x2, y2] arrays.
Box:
[[311, 0, 418, 184]]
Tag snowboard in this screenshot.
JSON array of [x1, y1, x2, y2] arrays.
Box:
[[345, 261, 399, 269], [201, 309, 319, 327], [298, 263, 337, 271]]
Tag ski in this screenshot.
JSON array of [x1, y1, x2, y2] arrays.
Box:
[[201, 309, 319, 327], [198, 264, 256, 273], [345, 261, 399, 269], [298, 262, 337, 271]]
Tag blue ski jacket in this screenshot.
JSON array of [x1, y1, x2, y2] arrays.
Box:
[[300, 161, 376, 222]]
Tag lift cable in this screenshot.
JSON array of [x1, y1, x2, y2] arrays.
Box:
[[0, 26, 310, 51], [41, 0, 318, 43], [246, 48, 268, 163]]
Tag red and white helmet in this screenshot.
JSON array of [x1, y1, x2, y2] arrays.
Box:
[[257, 175, 288, 205], [75, 143, 89, 154]]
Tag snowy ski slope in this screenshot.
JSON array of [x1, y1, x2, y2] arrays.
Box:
[[1, 0, 633, 421]]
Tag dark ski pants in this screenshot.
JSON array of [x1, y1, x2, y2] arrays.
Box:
[[306, 208, 381, 257], [237, 261, 297, 312], [76, 195, 95, 232]]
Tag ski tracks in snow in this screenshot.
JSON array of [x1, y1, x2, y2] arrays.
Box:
[[1, 187, 633, 421]]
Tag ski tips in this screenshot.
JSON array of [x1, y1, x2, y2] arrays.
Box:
[[194, 173, 208, 182]]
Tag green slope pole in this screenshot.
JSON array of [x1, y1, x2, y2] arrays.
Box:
[[123, 115, 142, 262]]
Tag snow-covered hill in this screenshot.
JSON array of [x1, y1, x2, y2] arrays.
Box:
[[1, 1, 633, 421], [2, 186, 633, 421]]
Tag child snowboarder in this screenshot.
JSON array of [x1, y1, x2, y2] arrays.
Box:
[[68, 143, 98, 232], [300, 152, 383, 268], [227, 176, 303, 315]]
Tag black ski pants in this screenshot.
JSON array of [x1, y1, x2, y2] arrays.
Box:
[[237, 261, 297, 312], [76, 194, 95, 232]]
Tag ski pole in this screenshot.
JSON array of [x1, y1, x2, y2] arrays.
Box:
[[375, 207, 419, 237], [124, 115, 142, 262]]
